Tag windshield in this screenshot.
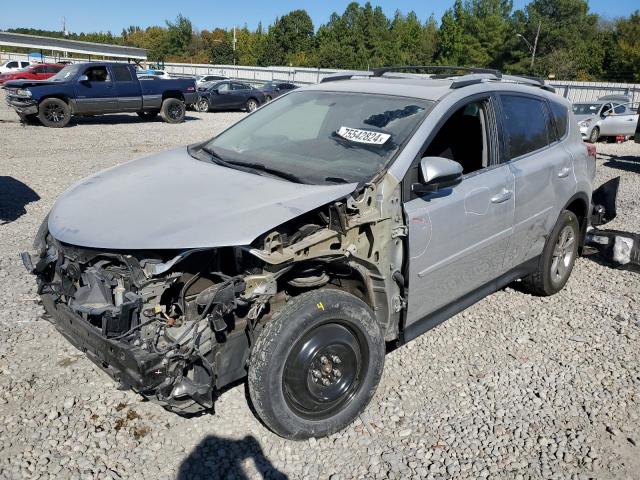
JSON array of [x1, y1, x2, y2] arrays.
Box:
[[49, 64, 82, 81], [205, 90, 431, 185], [572, 103, 602, 115]]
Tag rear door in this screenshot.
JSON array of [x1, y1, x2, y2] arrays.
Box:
[[230, 82, 251, 107], [111, 64, 142, 111], [73, 65, 118, 114], [498, 94, 576, 269]]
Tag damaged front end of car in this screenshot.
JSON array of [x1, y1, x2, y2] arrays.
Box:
[[22, 176, 406, 415]]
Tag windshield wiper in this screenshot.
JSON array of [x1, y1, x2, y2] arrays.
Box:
[[224, 160, 306, 184], [324, 176, 350, 184]]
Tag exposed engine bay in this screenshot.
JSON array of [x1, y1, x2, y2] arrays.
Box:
[[24, 178, 405, 414]]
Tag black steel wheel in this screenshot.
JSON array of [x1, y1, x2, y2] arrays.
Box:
[[283, 321, 368, 420], [248, 289, 385, 440], [160, 98, 186, 124], [37, 98, 71, 128]]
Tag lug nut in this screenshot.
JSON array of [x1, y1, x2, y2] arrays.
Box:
[[312, 369, 321, 378], [331, 355, 341, 364], [333, 369, 341, 378], [322, 378, 331, 386], [320, 356, 328, 364]]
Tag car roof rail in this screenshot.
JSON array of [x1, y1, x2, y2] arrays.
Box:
[[371, 65, 503, 79], [320, 71, 373, 83]]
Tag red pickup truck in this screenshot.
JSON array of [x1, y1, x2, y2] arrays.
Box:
[[0, 63, 64, 84]]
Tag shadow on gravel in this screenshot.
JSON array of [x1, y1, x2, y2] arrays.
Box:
[[177, 435, 287, 480], [599, 153, 640, 174], [69, 114, 201, 127], [0, 176, 40, 224]]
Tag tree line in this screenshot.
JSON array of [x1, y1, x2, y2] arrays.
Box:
[[6, 0, 640, 81]]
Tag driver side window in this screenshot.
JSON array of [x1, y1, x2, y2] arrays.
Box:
[[423, 99, 492, 175], [83, 66, 110, 82], [217, 83, 230, 92]]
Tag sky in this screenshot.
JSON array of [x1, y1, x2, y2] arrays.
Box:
[[0, 0, 637, 33]]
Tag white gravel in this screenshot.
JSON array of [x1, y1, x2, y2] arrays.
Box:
[[1, 97, 639, 479]]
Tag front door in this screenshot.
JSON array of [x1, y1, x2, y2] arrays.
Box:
[[404, 96, 515, 326], [73, 65, 118, 114]]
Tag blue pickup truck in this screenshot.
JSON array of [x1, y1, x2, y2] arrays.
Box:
[[3, 62, 197, 127]]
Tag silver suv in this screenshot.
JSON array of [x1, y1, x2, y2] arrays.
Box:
[[24, 66, 596, 440]]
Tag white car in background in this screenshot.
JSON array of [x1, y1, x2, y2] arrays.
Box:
[[0, 60, 31, 74], [136, 69, 172, 79], [573, 95, 639, 143]]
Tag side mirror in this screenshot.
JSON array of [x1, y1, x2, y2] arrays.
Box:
[[412, 157, 463, 195], [78, 75, 89, 82]]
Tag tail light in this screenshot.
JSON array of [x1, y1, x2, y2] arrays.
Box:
[[586, 143, 596, 161]]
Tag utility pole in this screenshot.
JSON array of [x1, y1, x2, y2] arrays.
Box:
[[516, 19, 542, 71], [232, 26, 237, 66], [530, 20, 541, 70]]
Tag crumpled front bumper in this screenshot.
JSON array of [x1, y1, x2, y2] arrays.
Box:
[[39, 293, 212, 414], [6, 95, 38, 115], [41, 293, 166, 390]]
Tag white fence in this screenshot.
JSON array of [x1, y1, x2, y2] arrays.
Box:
[[3, 50, 638, 103]]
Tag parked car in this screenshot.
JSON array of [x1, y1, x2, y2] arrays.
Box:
[[23, 66, 608, 440], [573, 95, 639, 142], [257, 80, 298, 101], [3, 62, 197, 127], [0, 60, 31, 74], [0, 63, 64, 84], [195, 74, 228, 85], [195, 80, 265, 112], [136, 69, 171, 79]]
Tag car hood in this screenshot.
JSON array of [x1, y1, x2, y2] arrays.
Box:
[[3, 79, 59, 88], [48, 147, 358, 250]]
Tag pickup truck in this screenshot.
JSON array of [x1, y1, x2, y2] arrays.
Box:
[[3, 62, 197, 127]]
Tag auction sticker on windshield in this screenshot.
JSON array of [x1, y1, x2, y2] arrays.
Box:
[[337, 126, 390, 145]]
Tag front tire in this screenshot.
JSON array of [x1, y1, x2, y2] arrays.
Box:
[[248, 290, 385, 440], [521, 210, 580, 296], [37, 98, 71, 128], [160, 98, 186, 124], [589, 127, 600, 143]]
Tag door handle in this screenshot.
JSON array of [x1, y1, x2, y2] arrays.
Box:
[[491, 189, 512, 204], [557, 167, 571, 178]]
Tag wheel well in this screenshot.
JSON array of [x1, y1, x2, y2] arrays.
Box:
[[40, 95, 69, 104], [565, 196, 589, 249], [162, 91, 184, 102]]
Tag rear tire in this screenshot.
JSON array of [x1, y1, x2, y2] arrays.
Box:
[[137, 110, 159, 120], [160, 98, 185, 124], [588, 127, 600, 143], [245, 98, 258, 112], [195, 97, 210, 112], [37, 98, 70, 128], [248, 290, 385, 440], [520, 210, 580, 296]]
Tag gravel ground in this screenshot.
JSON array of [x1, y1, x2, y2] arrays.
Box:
[[1, 97, 639, 480]]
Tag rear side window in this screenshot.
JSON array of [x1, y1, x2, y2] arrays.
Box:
[[501, 95, 550, 159], [6, 61, 17, 68], [549, 101, 569, 140], [112, 65, 133, 82]]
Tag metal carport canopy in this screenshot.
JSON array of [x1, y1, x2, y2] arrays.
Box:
[[0, 32, 147, 60]]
